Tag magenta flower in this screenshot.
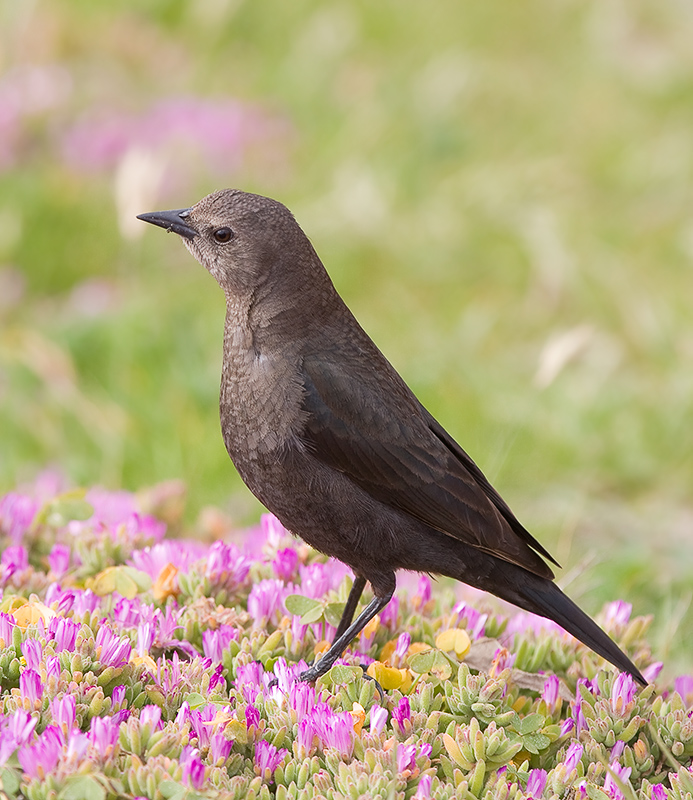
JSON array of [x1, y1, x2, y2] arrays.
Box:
[[209, 732, 234, 765], [674, 675, 693, 707], [610, 674, 637, 716], [188, 705, 217, 750], [202, 625, 238, 663], [20, 669, 43, 705], [21, 639, 43, 671], [245, 704, 261, 730], [369, 705, 388, 735], [88, 716, 120, 755], [392, 696, 411, 733], [0, 710, 37, 766], [181, 746, 206, 790], [254, 740, 287, 781], [248, 579, 286, 628], [604, 760, 632, 800], [137, 622, 155, 657], [288, 681, 316, 721], [603, 601, 632, 629], [129, 540, 204, 580], [526, 768, 547, 798], [650, 785, 668, 799], [312, 706, 354, 757], [395, 631, 411, 662], [206, 541, 250, 590], [272, 547, 299, 581], [112, 685, 127, 707], [0, 612, 15, 647], [563, 741, 583, 771], [45, 656, 60, 683], [541, 675, 560, 709], [50, 695, 76, 734], [95, 626, 132, 668], [642, 662, 663, 683], [0, 492, 39, 544], [17, 726, 62, 779], [236, 661, 265, 703], [379, 596, 400, 629], [49, 616, 80, 652], [48, 543, 70, 575], [560, 718, 575, 736], [1, 544, 28, 580], [413, 575, 432, 608], [139, 706, 162, 731], [397, 743, 418, 774], [449, 601, 487, 640], [296, 716, 318, 758], [299, 563, 331, 599], [415, 774, 433, 798]]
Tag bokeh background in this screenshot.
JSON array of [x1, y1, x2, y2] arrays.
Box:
[[1, 0, 691, 673]]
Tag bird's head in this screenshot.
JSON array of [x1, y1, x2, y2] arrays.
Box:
[[138, 189, 317, 297]]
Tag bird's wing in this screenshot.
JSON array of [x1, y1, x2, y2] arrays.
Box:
[[300, 352, 556, 580]]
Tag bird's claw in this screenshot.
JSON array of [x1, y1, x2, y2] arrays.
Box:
[[359, 664, 385, 703]]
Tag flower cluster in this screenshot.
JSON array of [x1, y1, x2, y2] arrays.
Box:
[[0, 481, 689, 799]]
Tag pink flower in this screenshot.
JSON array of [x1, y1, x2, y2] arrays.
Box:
[[675, 675, 693, 707], [95, 626, 132, 668], [369, 705, 388, 735], [610, 674, 637, 716], [603, 601, 632, 629], [604, 761, 632, 800], [17, 726, 62, 779], [415, 774, 433, 798], [181, 746, 205, 790], [245, 704, 260, 730], [1, 545, 28, 580], [272, 547, 299, 581], [642, 662, 663, 683], [209, 732, 234, 765], [248, 579, 286, 628], [449, 602, 487, 639], [541, 675, 560, 709], [20, 669, 43, 705], [48, 544, 70, 575], [526, 768, 547, 798], [0, 613, 15, 647], [254, 740, 287, 782], [392, 696, 411, 733], [202, 625, 238, 663], [413, 575, 432, 609], [49, 617, 80, 652], [88, 716, 120, 755], [50, 695, 76, 734], [650, 784, 668, 799], [0, 493, 39, 544], [563, 741, 583, 772], [21, 639, 42, 670]]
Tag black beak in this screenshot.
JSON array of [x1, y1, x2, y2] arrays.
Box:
[[136, 208, 198, 239]]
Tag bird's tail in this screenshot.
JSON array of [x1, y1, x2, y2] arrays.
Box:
[[494, 568, 646, 685]]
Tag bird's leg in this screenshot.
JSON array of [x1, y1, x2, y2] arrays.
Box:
[[299, 587, 394, 683], [333, 575, 367, 640]]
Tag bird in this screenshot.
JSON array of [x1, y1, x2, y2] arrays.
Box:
[[137, 189, 646, 686]]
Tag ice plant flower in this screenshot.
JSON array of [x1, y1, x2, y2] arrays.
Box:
[[0, 493, 38, 544], [202, 624, 238, 663], [248, 579, 286, 628], [610, 673, 637, 716], [603, 601, 632, 629], [370, 705, 388, 735], [21, 638, 42, 670], [88, 715, 120, 758], [542, 674, 561, 711], [254, 740, 287, 782], [50, 695, 76, 735], [49, 616, 80, 652], [563, 741, 583, 771], [181, 746, 206, 790], [604, 760, 632, 800], [392, 696, 412, 735], [272, 547, 299, 581], [95, 625, 132, 668], [415, 774, 433, 798], [17, 726, 62, 779], [48, 543, 70, 575], [19, 669, 43, 707], [526, 768, 548, 798], [674, 675, 693, 707]]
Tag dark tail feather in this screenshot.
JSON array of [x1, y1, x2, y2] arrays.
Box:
[[497, 569, 646, 686]]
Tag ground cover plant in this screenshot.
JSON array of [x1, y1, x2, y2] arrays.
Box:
[[0, 480, 691, 799]]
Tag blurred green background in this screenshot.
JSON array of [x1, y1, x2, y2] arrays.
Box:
[[1, 0, 691, 672]]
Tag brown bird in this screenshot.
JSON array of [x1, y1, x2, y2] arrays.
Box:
[[138, 189, 645, 686]]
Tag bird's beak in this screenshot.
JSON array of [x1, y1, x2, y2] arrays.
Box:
[[136, 208, 198, 239]]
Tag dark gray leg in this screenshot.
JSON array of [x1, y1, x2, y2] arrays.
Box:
[[333, 575, 367, 640], [299, 587, 394, 682]]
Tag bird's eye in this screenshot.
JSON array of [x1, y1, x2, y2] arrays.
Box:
[[213, 227, 234, 243]]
